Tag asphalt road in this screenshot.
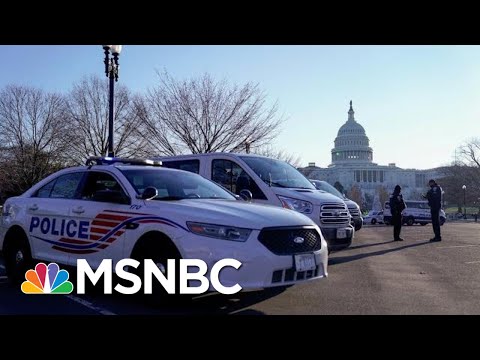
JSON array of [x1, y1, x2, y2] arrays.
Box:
[[1, 222, 480, 315]]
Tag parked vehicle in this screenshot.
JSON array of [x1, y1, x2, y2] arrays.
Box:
[[309, 179, 363, 231], [0, 157, 329, 292], [363, 210, 384, 225], [158, 153, 355, 251], [383, 200, 445, 226]]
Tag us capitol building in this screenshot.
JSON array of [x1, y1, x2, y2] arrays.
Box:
[[300, 101, 442, 204]]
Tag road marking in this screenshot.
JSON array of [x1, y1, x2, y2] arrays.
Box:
[[438, 245, 480, 249], [465, 260, 480, 264], [66, 295, 116, 315]]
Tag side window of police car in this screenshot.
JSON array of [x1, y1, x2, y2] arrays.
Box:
[[79, 171, 129, 204], [34, 172, 84, 199]]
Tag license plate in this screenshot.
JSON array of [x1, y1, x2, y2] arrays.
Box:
[[337, 229, 347, 239], [294, 254, 316, 272]]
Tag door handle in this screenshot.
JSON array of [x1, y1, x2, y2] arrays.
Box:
[[72, 207, 85, 214], [28, 204, 38, 211]]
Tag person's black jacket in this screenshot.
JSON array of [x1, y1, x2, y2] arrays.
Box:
[[426, 185, 442, 210], [389, 193, 406, 216]]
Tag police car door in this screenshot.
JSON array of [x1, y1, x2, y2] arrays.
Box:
[[27, 171, 85, 264], [68, 170, 131, 269]]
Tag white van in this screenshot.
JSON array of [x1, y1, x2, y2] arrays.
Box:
[[157, 153, 354, 251], [309, 179, 363, 231], [383, 200, 446, 226]]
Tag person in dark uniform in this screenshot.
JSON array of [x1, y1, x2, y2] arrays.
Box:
[[424, 179, 443, 242], [389, 185, 406, 241]]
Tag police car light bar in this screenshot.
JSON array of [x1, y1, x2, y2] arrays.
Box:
[[85, 156, 163, 167]]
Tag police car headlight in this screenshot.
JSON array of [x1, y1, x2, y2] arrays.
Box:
[[187, 222, 252, 242], [277, 195, 313, 214]]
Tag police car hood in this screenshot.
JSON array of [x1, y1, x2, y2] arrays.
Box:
[[273, 187, 346, 206], [145, 199, 314, 229]]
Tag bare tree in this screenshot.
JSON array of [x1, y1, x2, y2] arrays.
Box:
[[66, 75, 151, 164], [441, 138, 480, 210], [349, 184, 363, 210], [459, 138, 480, 168], [376, 186, 390, 208], [253, 145, 302, 168], [136, 71, 285, 156], [440, 164, 480, 210], [0, 85, 72, 196]]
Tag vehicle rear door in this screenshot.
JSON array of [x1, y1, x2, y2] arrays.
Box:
[[67, 170, 132, 269], [27, 171, 85, 264]]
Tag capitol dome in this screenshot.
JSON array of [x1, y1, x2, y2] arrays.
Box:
[[330, 101, 373, 165]]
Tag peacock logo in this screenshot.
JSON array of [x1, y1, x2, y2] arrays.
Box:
[[21, 263, 74, 294]]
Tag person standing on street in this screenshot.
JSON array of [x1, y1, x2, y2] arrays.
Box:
[[389, 185, 406, 241], [425, 179, 443, 242]]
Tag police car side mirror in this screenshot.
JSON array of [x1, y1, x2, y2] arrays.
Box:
[[239, 189, 253, 202], [141, 186, 158, 201]]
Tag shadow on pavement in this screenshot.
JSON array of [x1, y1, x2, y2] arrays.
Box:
[[77, 284, 287, 315], [340, 240, 396, 251], [329, 241, 431, 266], [139, 287, 288, 315]]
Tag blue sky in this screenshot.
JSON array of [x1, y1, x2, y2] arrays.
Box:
[[1, 45, 479, 170]]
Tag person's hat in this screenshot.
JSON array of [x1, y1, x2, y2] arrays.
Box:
[[394, 185, 401, 192]]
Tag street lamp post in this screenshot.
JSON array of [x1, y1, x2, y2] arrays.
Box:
[[102, 45, 123, 157], [462, 185, 466, 219]]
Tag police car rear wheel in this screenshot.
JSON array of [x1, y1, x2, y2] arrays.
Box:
[[406, 217, 414, 226], [5, 233, 32, 285], [371, 219, 377, 225]]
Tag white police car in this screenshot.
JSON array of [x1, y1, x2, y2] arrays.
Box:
[[0, 157, 328, 294]]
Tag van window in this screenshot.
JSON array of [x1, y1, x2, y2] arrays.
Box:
[[240, 156, 315, 190], [211, 159, 267, 200], [162, 160, 200, 174]]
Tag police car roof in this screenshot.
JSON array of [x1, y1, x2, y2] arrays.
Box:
[[85, 156, 162, 167]]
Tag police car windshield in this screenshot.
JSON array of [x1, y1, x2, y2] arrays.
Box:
[[120, 168, 236, 201], [240, 156, 315, 190]]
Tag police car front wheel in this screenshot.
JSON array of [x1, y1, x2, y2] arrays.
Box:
[[130, 233, 189, 304], [4, 231, 33, 285]]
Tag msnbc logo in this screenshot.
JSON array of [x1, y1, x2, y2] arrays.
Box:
[[21, 263, 74, 294]]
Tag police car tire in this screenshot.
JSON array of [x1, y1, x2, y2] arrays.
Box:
[[4, 231, 33, 285], [131, 234, 189, 305], [406, 218, 414, 226], [371, 219, 377, 225]]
